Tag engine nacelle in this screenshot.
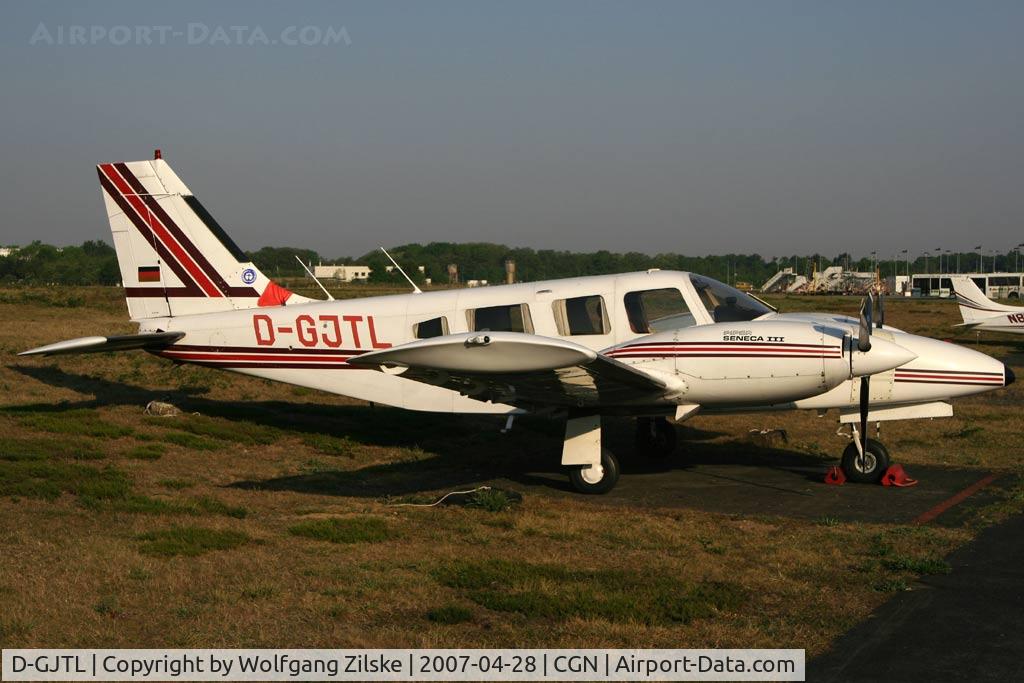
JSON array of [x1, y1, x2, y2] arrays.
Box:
[[608, 320, 915, 406]]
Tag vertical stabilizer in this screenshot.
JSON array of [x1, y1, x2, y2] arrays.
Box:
[[950, 276, 1020, 324], [97, 155, 308, 319]]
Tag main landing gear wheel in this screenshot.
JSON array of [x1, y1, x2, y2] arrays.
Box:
[[569, 448, 620, 494], [840, 439, 891, 484], [635, 417, 677, 458]]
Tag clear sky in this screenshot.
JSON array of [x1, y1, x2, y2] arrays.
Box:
[[1, 1, 1022, 259]]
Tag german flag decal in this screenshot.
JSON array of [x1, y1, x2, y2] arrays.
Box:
[[138, 265, 161, 283]]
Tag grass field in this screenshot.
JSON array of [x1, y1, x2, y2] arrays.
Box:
[[1, 285, 1021, 651]]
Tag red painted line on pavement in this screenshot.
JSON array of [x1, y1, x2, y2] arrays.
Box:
[[914, 473, 999, 525]]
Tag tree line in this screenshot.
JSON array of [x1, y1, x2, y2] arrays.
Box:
[[2, 240, 1022, 288]]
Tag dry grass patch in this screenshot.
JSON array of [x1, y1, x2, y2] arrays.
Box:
[[427, 603, 474, 624], [302, 434, 357, 457], [0, 460, 129, 501], [6, 407, 132, 439], [433, 559, 745, 625], [288, 516, 394, 544], [135, 526, 251, 557], [0, 435, 104, 461], [126, 444, 165, 461]]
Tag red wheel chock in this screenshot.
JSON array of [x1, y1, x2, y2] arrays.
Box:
[[824, 466, 846, 485], [881, 464, 918, 488]]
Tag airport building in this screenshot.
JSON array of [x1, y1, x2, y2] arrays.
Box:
[[312, 264, 372, 282]]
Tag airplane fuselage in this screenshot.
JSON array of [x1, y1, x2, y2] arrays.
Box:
[[140, 270, 1008, 419]]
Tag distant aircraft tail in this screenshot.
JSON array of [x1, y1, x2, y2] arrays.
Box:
[[950, 276, 1019, 326], [97, 154, 308, 319]]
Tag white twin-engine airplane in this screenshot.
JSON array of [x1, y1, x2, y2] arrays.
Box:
[[21, 155, 1014, 493], [951, 276, 1024, 335]]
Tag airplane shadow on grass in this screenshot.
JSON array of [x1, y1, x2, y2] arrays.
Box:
[[9, 364, 835, 498]]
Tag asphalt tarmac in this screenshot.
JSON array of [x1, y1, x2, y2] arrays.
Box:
[[519, 456, 1005, 525], [808, 511, 1024, 682]]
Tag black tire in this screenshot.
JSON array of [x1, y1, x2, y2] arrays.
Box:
[[635, 417, 677, 458], [569, 448, 620, 494], [1009, 291, 1020, 300], [841, 439, 891, 484]]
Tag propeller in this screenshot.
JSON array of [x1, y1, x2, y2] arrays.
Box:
[[851, 291, 916, 469], [856, 294, 875, 467], [857, 295, 873, 352]]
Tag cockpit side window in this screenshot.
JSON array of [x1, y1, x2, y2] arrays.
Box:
[[689, 275, 773, 323], [623, 288, 694, 333]]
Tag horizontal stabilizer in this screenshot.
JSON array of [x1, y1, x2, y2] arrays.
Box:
[[19, 331, 185, 357]]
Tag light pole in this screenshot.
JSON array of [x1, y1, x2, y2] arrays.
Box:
[[975, 245, 983, 273], [901, 249, 909, 293]]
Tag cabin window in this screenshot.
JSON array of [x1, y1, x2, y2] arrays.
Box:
[[413, 316, 448, 339], [623, 288, 693, 333], [553, 295, 609, 336], [466, 304, 534, 333]]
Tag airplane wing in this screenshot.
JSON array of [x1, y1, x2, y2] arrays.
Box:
[[19, 331, 186, 357], [348, 332, 671, 409]]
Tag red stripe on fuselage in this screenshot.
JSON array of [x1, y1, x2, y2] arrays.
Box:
[[602, 356, 835, 360], [895, 372, 1003, 382], [610, 347, 840, 357], [895, 378, 1002, 386]]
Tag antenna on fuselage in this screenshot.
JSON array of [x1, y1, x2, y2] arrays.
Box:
[[380, 247, 422, 294], [294, 256, 335, 301]]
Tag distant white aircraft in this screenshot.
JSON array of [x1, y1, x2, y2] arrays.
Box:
[[951, 276, 1024, 335], [21, 155, 1014, 492]]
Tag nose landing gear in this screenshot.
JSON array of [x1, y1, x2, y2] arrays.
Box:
[[840, 427, 891, 484]]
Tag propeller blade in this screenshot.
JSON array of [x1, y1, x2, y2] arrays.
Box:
[[876, 292, 885, 329], [857, 296, 872, 352]]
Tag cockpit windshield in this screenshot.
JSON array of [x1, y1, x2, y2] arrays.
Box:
[[689, 274, 775, 323]]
